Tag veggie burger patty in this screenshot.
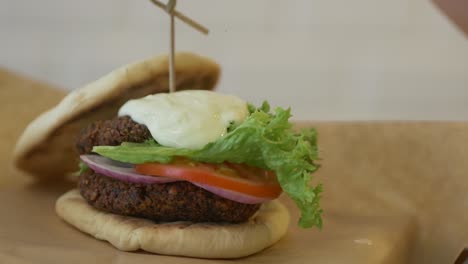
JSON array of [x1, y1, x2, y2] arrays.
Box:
[[77, 116, 260, 223], [77, 116, 151, 155]]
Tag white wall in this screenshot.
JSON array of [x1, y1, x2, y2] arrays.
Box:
[[1, 0, 468, 120]]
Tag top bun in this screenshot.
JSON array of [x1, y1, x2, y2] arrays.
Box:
[[14, 52, 220, 180]]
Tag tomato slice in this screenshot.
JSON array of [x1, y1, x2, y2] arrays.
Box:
[[135, 159, 282, 199]]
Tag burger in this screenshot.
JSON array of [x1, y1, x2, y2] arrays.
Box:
[[13, 52, 322, 258]]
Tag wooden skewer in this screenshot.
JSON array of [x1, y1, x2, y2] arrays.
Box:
[[149, 0, 209, 35], [149, 0, 208, 93], [168, 0, 176, 93]]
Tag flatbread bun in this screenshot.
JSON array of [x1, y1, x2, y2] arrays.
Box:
[[56, 189, 290, 259], [13, 52, 220, 180]]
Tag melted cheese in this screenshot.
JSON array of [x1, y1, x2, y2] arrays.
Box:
[[118, 90, 248, 149]]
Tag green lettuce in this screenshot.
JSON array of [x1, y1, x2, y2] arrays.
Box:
[[93, 102, 323, 228], [72, 161, 89, 177]]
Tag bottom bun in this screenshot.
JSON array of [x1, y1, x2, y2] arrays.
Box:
[[55, 189, 290, 259]]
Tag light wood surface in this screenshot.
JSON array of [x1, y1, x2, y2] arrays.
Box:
[[1, 69, 467, 263], [0, 69, 65, 186]]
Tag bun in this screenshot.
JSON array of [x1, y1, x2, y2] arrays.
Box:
[[13, 53, 220, 179], [56, 189, 290, 259]]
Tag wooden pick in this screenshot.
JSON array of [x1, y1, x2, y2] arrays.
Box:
[[148, 0, 209, 93], [168, 0, 176, 93], [149, 0, 209, 35]]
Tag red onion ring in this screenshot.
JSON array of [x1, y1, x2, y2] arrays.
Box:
[[80, 155, 272, 204], [192, 182, 271, 204], [80, 155, 178, 184]]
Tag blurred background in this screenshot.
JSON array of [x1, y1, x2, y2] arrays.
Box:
[[1, 0, 467, 120]]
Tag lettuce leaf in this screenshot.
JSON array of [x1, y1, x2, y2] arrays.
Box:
[[73, 161, 89, 177], [93, 102, 323, 228]]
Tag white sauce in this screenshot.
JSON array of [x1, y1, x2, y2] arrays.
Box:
[[118, 90, 248, 149]]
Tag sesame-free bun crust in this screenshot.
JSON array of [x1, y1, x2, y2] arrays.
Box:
[[13, 52, 220, 180], [56, 189, 290, 259]]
